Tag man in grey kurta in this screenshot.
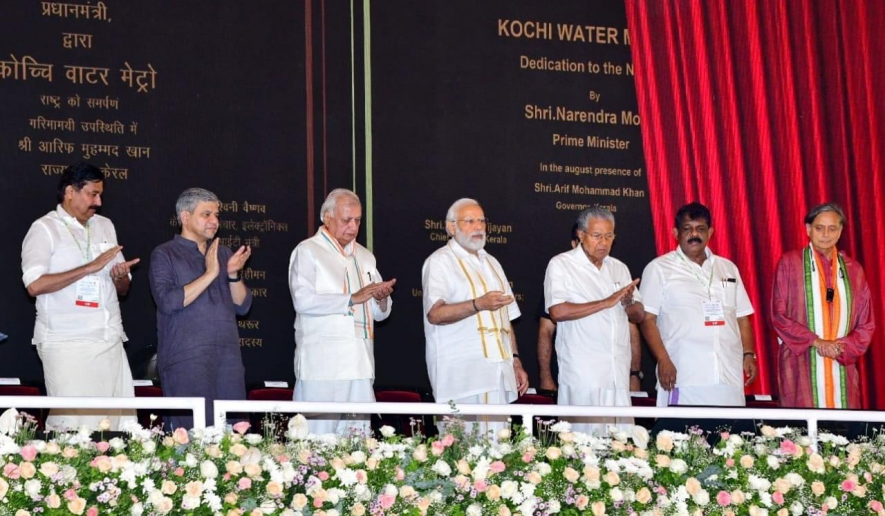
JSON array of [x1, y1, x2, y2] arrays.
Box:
[[149, 188, 252, 429]]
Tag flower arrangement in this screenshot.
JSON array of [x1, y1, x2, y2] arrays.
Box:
[[0, 408, 882, 515]]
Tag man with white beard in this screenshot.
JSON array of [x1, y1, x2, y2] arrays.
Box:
[[422, 198, 529, 435]]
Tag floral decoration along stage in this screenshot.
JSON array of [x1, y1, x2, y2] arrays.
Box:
[[0, 407, 881, 516]]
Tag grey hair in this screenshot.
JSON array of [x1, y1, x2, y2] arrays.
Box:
[[804, 202, 846, 227], [445, 198, 481, 222], [445, 198, 481, 236], [576, 206, 615, 231], [320, 188, 361, 222], [175, 188, 220, 223]]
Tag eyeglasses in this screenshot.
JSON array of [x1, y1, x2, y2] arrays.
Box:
[[456, 218, 489, 227], [586, 233, 616, 241]]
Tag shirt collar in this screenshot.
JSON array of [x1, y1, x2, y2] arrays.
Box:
[[319, 226, 355, 256], [447, 238, 488, 262], [173, 234, 205, 254], [675, 245, 714, 269], [568, 245, 611, 270], [55, 204, 91, 229]]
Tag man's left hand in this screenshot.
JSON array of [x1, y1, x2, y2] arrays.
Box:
[[743, 355, 758, 385], [513, 359, 529, 395], [371, 278, 397, 300], [110, 258, 140, 281], [629, 376, 641, 392], [227, 245, 252, 276]]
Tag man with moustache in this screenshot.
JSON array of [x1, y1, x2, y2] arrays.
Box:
[[640, 202, 758, 407], [22, 162, 140, 430], [423, 198, 529, 435], [771, 203, 874, 409], [544, 207, 643, 434], [149, 188, 252, 429], [289, 189, 395, 434]]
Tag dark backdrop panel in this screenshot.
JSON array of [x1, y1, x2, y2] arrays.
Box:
[[368, 1, 656, 392], [0, 1, 315, 387]]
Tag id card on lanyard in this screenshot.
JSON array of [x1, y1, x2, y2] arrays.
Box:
[[702, 300, 725, 326], [75, 276, 101, 308]]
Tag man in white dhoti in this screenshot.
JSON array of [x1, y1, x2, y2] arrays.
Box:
[[423, 198, 529, 437], [21, 162, 139, 431], [544, 207, 644, 435], [289, 189, 395, 435], [640, 202, 758, 407]]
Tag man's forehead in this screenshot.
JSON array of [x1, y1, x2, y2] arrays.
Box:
[[336, 202, 362, 217], [80, 181, 103, 192], [194, 201, 219, 212], [457, 204, 483, 217], [811, 212, 842, 226]]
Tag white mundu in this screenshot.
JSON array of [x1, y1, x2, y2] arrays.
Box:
[[641, 246, 754, 407], [422, 240, 520, 404], [21, 205, 135, 430], [544, 247, 639, 434], [289, 227, 391, 434]]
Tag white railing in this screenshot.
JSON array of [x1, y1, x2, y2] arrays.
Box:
[[0, 396, 207, 429], [214, 400, 885, 447]]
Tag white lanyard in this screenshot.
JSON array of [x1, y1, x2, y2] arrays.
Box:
[[61, 217, 92, 263], [676, 251, 714, 299]]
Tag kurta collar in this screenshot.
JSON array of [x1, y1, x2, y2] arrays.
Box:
[[318, 226, 355, 256], [447, 238, 489, 263], [173, 234, 207, 256], [55, 204, 92, 229], [675, 245, 714, 270], [568, 244, 612, 271]]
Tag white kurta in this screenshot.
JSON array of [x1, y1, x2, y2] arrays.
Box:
[[21, 205, 135, 430], [544, 248, 639, 434], [289, 227, 391, 434], [422, 240, 520, 404], [640, 247, 754, 407]]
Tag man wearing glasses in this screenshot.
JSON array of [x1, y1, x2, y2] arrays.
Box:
[[640, 202, 758, 407], [422, 198, 529, 436], [543, 207, 643, 435]]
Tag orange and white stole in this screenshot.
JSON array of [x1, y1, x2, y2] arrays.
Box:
[[804, 244, 852, 408], [320, 228, 373, 340], [456, 256, 511, 362]]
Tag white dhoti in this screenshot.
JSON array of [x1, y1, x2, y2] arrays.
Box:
[[657, 384, 745, 407], [37, 338, 136, 431], [558, 384, 634, 436], [294, 378, 374, 435]]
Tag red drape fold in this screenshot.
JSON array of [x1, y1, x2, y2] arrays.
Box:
[[625, 0, 885, 407]]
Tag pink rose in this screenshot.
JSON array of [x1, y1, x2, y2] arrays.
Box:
[[725, 459, 735, 467], [717, 491, 732, 506], [396, 467, 405, 481], [95, 442, 110, 454], [780, 440, 798, 455], [442, 434, 455, 447], [522, 452, 534, 463], [318, 471, 329, 481], [20, 445, 37, 462], [87, 506, 99, 516], [490, 461, 506, 474], [3, 463, 20, 479], [314, 497, 324, 508], [172, 427, 189, 445], [277, 454, 290, 463], [720, 432, 730, 440], [174, 467, 184, 477], [378, 494, 396, 509], [431, 441, 446, 456], [841, 479, 857, 492], [233, 422, 251, 434], [772, 491, 785, 505], [237, 477, 252, 490], [64, 489, 78, 501], [474, 479, 488, 492], [869, 501, 884, 512]]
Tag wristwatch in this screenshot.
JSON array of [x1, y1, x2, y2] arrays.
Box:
[[630, 370, 644, 380], [743, 352, 757, 360], [227, 271, 242, 282]]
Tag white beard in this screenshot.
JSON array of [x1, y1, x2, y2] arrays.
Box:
[[454, 228, 486, 252]]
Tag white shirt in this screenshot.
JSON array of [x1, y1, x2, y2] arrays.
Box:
[[289, 228, 391, 381], [21, 205, 128, 345], [640, 247, 754, 390], [422, 240, 520, 402], [544, 248, 640, 390]]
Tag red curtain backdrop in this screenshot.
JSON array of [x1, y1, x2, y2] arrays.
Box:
[[624, 1, 885, 407]]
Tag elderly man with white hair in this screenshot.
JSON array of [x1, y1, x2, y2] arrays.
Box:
[[288, 188, 395, 435], [422, 198, 529, 436]]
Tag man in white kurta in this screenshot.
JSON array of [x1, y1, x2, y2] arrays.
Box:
[[289, 189, 394, 435], [640, 202, 757, 407], [544, 207, 643, 435], [423, 199, 529, 436], [21, 163, 139, 431]]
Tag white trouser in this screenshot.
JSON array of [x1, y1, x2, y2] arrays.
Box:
[[37, 338, 136, 431], [294, 378, 374, 436]]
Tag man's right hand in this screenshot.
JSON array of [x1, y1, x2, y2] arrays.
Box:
[[86, 245, 122, 274], [607, 278, 641, 308], [205, 238, 220, 279], [475, 291, 513, 311], [658, 357, 678, 391], [351, 280, 395, 305]]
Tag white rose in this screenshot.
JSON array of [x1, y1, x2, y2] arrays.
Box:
[[466, 504, 483, 516], [547, 499, 561, 513], [0, 408, 20, 436], [351, 451, 367, 465], [142, 440, 156, 454], [99, 418, 112, 431], [631, 426, 650, 449], [790, 502, 805, 515], [670, 459, 688, 474], [766, 455, 780, 470], [431, 460, 452, 477], [693, 489, 710, 506], [184, 453, 198, 467], [131, 503, 144, 516], [200, 460, 219, 478], [288, 415, 310, 439], [610, 487, 624, 502], [109, 438, 127, 451], [24, 479, 42, 499], [379, 426, 395, 438], [498, 428, 511, 440]]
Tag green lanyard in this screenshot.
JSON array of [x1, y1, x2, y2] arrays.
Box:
[[61, 217, 92, 263], [676, 250, 714, 299]]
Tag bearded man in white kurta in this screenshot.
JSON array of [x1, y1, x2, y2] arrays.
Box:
[[423, 198, 529, 436], [544, 207, 643, 435], [289, 189, 395, 435]]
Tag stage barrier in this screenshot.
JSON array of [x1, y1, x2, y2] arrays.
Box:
[[0, 395, 207, 429]]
